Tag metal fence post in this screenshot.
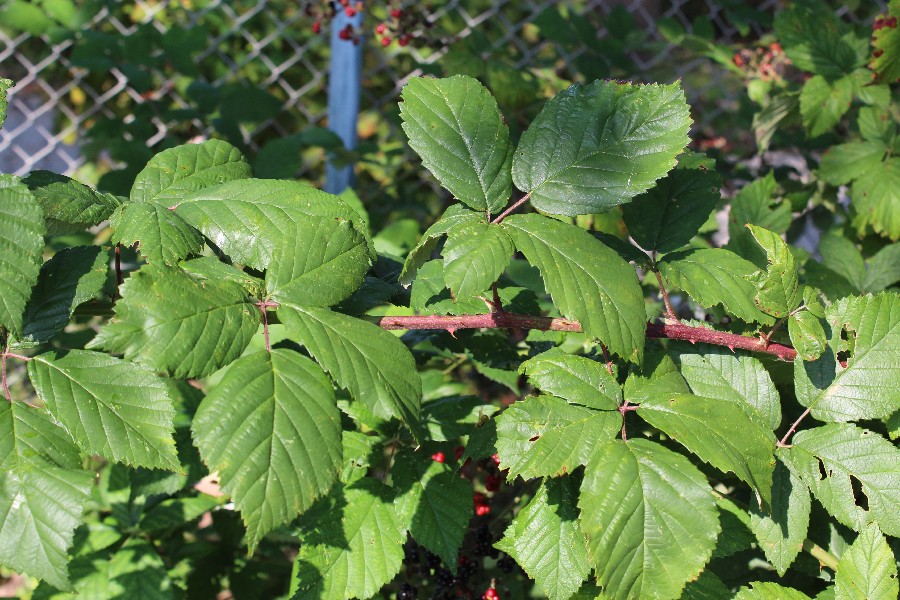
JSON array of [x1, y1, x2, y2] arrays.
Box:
[[324, 3, 363, 195]]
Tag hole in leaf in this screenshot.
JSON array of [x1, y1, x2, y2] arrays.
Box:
[[816, 459, 829, 481], [850, 476, 869, 511], [528, 435, 540, 442]]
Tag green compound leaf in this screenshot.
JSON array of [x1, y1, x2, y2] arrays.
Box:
[[862, 242, 900, 293], [90, 265, 259, 379], [834, 523, 899, 600], [774, 3, 868, 78], [495, 395, 619, 480], [393, 449, 472, 570], [735, 582, 812, 600], [780, 424, 900, 536], [130, 139, 252, 204], [22, 171, 120, 235], [818, 141, 887, 186], [621, 152, 721, 253], [800, 74, 856, 138], [20, 245, 108, 345], [796, 293, 900, 422], [671, 345, 781, 430], [400, 75, 512, 214], [871, 2, 900, 83], [789, 310, 827, 361], [110, 202, 205, 266], [278, 305, 423, 439], [0, 401, 93, 591], [442, 221, 514, 298], [0, 77, 11, 129], [0, 176, 45, 338], [819, 233, 865, 292], [496, 476, 590, 600], [503, 214, 646, 363], [400, 205, 486, 286], [747, 224, 801, 318], [292, 479, 405, 600], [850, 157, 900, 241], [519, 348, 621, 410], [748, 459, 811, 576], [27, 349, 178, 470], [579, 439, 720, 600], [638, 393, 776, 508], [658, 248, 774, 325], [192, 349, 342, 552], [266, 216, 371, 307], [174, 179, 372, 270], [512, 80, 691, 216]]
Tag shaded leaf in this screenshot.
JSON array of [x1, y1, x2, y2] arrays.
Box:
[[748, 224, 801, 318], [110, 202, 204, 266], [23, 171, 120, 235], [774, 4, 868, 78], [443, 221, 514, 298], [850, 157, 900, 241], [834, 523, 899, 600], [789, 310, 828, 361], [735, 582, 812, 600], [749, 459, 812, 576], [800, 74, 855, 138], [0, 176, 45, 337]]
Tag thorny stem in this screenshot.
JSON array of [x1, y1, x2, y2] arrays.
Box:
[[653, 268, 681, 323], [490, 192, 531, 224], [777, 406, 812, 448]]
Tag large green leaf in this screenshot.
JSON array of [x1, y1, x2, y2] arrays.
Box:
[[774, 3, 868, 78], [277, 305, 423, 439], [90, 265, 259, 379], [495, 395, 619, 480], [672, 345, 781, 430], [130, 139, 251, 204], [658, 248, 774, 325], [512, 80, 691, 216], [862, 242, 900, 292], [23, 171, 120, 235], [621, 153, 721, 253], [266, 216, 370, 307], [818, 142, 887, 186], [519, 348, 621, 410], [851, 157, 900, 241], [579, 439, 720, 600], [19, 246, 108, 344], [747, 224, 801, 318], [174, 179, 372, 270], [192, 349, 341, 552], [393, 449, 472, 569], [834, 523, 899, 600], [293, 479, 405, 600], [442, 221, 514, 298], [399, 205, 485, 285], [503, 214, 646, 362], [496, 476, 590, 600], [748, 459, 811, 576], [0, 176, 45, 337], [780, 424, 900, 536], [28, 349, 179, 470], [638, 393, 776, 507], [110, 202, 204, 266], [795, 293, 900, 422], [0, 401, 92, 590], [399, 75, 512, 213], [799, 74, 856, 138]]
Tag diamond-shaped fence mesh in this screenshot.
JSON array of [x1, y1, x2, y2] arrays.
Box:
[[0, 0, 877, 184]]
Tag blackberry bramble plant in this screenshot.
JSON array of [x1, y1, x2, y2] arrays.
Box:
[[0, 18, 899, 598]]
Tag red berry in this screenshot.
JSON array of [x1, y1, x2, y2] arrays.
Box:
[[375, 23, 387, 34], [381, 36, 392, 47], [475, 504, 491, 516], [399, 34, 411, 46], [341, 0, 349, 6], [338, 28, 351, 40], [473, 492, 487, 504], [391, 8, 403, 19], [345, 7, 356, 17], [485, 474, 501, 492], [483, 588, 500, 600], [491, 453, 501, 466], [432, 451, 445, 463], [312, 21, 321, 34]]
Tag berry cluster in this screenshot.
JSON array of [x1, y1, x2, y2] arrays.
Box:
[[731, 42, 789, 81], [374, 6, 418, 48], [304, 1, 442, 49]]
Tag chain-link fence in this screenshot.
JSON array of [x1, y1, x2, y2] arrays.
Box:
[[1, 0, 860, 185]]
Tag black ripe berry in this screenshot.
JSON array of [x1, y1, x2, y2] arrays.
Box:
[[497, 554, 515, 574], [398, 582, 417, 600]]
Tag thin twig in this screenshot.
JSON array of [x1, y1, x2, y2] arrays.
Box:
[[653, 268, 681, 323], [490, 192, 531, 224], [802, 538, 840, 572], [777, 406, 812, 448], [599, 342, 614, 376], [4, 352, 31, 362]]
